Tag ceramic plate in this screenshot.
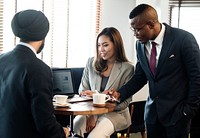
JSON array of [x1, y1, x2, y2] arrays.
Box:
[[53, 102, 71, 107]]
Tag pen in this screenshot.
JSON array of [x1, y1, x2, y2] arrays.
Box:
[[111, 96, 120, 103]]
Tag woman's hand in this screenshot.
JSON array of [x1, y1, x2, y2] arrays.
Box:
[[86, 115, 97, 133], [80, 90, 95, 97], [63, 127, 70, 138]]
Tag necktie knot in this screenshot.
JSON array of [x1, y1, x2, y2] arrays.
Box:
[[151, 42, 156, 47], [150, 42, 157, 75]]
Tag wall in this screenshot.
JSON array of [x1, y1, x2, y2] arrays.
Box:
[[101, 0, 136, 63], [101, 0, 169, 101]]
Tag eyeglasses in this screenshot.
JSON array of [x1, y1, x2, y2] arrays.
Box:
[[130, 24, 147, 34]]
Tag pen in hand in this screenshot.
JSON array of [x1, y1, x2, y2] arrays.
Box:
[[105, 88, 120, 103], [110, 96, 120, 103]]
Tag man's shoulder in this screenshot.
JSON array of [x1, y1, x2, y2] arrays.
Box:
[[164, 23, 191, 36]]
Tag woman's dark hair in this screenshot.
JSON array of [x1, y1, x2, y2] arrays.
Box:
[[93, 27, 128, 73]]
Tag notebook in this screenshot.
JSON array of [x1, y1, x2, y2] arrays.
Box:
[[52, 68, 76, 98], [67, 94, 93, 103]]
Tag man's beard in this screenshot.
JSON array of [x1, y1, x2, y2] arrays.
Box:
[[37, 40, 45, 54]]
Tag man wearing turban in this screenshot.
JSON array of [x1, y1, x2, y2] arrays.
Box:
[[0, 9, 69, 138]]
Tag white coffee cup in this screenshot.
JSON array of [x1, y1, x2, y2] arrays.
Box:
[[93, 93, 111, 105], [53, 95, 68, 104]]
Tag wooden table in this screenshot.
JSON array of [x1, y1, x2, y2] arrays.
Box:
[[54, 97, 116, 136]]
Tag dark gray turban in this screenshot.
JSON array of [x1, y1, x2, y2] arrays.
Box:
[[11, 9, 49, 41]]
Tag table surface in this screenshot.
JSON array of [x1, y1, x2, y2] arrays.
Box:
[[54, 100, 116, 116], [54, 96, 116, 136]]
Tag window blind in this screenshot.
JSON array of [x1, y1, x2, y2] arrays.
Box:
[[96, 0, 101, 36], [0, 0, 101, 68], [169, 0, 200, 7], [0, 0, 3, 53], [169, 0, 200, 45]]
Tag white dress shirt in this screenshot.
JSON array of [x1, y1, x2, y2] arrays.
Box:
[[145, 23, 166, 67]]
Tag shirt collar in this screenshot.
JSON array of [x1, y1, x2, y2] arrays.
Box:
[[150, 23, 165, 45], [18, 42, 37, 55]]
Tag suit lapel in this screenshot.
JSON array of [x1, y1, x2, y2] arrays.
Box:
[[137, 42, 153, 76], [156, 24, 173, 75], [137, 24, 174, 78], [105, 62, 121, 90], [94, 73, 102, 92], [92, 62, 121, 91]]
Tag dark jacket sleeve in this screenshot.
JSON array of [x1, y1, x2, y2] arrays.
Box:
[[28, 59, 66, 138], [118, 42, 147, 102]]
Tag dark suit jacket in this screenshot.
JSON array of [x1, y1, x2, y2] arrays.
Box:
[[0, 45, 65, 138], [118, 23, 200, 126]]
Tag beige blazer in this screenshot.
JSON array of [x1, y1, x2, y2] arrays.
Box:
[[79, 57, 134, 131]]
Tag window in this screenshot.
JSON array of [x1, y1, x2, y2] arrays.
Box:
[[169, 0, 200, 45], [0, 0, 101, 68], [0, 0, 3, 52]]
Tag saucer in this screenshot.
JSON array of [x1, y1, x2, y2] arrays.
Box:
[[93, 103, 106, 107], [53, 102, 71, 107]]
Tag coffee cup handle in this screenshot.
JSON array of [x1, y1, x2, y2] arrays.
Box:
[[53, 95, 57, 102], [105, 95, 111, 102]]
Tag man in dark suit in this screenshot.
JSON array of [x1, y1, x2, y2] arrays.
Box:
[[0, 10, 69, 138], [107, 4, 200, 138]]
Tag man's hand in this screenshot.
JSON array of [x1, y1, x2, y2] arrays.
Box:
[[103, 88, 120, 102], [63, 127, 70, 138]]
